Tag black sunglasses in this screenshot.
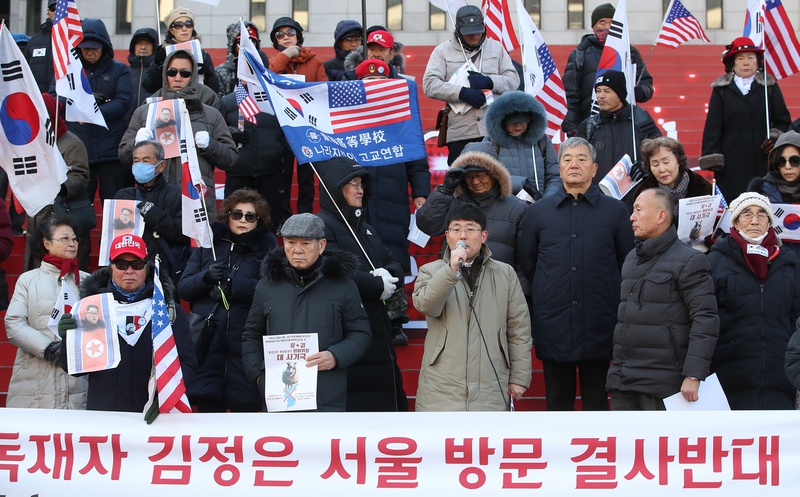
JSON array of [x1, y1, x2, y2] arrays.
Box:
[[165, 68, 192, 78], [779, 155, 800, 168], [170, 20, 194, 29], [229, 210, 257, 223], [112, 259, 147, 270], [48, 5, 56, 12]]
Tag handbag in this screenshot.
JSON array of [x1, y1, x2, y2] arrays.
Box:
[[435, 106, 449, 148], [189, 302, 219, 364], [53, 196, 97, 232]]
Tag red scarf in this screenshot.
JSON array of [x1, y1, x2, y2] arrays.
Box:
[[729, 228, 780, 282], [42, 254, 80, 284]]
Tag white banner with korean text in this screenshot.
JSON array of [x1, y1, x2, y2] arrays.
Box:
[[0, 409, 797, 495]]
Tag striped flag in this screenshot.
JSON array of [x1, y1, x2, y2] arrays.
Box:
[[329, 79, 411, 133], [655, 0, 710, 48], [152, 258, 192, 413], [763, 0, 800, 79], [482, 0, 519, 52], [51, 0, 83, 80], [236, 81, 259, 124], [713, 182, 732, 232]]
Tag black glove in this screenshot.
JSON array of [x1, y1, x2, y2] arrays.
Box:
[[441, 167, 467, 195], [761, 138, 775, 155], [203, 262, 224, 284], [44, 341, 61, 365], [208, 285, 223, 302], [467, 71, 494, 90], [57, 313, 77, 339], [153, 45, 166, 66], [230, 129, 249, 146], [634, 85, 645, 102], [137, 201, 155, 217], [144, 391, 159, 424], [200, 62, 214, 79], [629, 161, 647, 182], [522, 178, 542, 202], [459, 88, 486, 109], [93, 91, 109, 106]]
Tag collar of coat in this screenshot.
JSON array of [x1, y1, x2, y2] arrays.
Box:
[[635, 225, 679, 262], [553, 183, 603, 206], [451, 151, 513, 198], [711, 71, 776, 88], [634, 169, 712, 199], [260, 247, 359, 282]]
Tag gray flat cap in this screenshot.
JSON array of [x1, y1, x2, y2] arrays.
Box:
[[280, 213, 325, 239]]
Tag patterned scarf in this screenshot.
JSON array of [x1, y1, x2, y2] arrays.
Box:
[[658, 170, 690, 218]]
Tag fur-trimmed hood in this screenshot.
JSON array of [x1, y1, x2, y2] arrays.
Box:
[[711, 71, 776, 88], [450, 150, 513, 198], [485, 90, 547, 148], [79, 262, 177, 304], [260, 247, 360, 282]]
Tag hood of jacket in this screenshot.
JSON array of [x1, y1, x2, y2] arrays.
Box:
[[128, 27, 158, 54], [576, 32, 603, 51], [332, 19, 363, 61], [450, 150, 513, 198], [485, 90, 547, 148], [711, 71, 776, 88], [80, 18, 114, 66], [79, 262, 176, 304], [161, 49, 199, 102], [260, 247, 359, 282], [316, 157, 372, 226]]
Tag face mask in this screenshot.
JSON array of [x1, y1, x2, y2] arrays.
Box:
[[132, 160, 161, 184], [594, 28, 610, 44]]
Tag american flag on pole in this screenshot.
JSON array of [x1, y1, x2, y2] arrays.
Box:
[[763, 0, 800, 80], [152, 258, 192, 413], [236, 81, 259, 124], [51, 0, 83, 80], [713, 182, 732, 232], [178, 99, 212, 248], [329, 79, 411, 133], [655, 0, 710, 48], [482, 0, 519, 52]]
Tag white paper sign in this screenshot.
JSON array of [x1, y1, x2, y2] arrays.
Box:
[[263, 333, 319, 412], [677, 195, 721, 250], [407, 212, 431, 247], [663, 373, 731, 411]]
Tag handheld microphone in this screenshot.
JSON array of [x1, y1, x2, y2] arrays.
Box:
[[456, 240, 466, 269]]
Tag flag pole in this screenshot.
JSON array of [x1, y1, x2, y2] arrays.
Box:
[[309, 162, 376, 271], [762, 59, 771, 140], [639, 0, 674, 85], [515, 3, 540, 187], [155, 0, 162, 43], [636, 45, 655, 86]]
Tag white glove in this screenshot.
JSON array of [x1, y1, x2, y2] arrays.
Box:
[[135, 127, 153, 144], [371, 268, 399, 301], [282, 45, 300, 59], [195, 131, 210, 149]]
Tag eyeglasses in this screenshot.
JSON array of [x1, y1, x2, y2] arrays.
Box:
[[229, 210, 258, 223], [86, 310, 99, 315], [51, 236, 80, 244], [165, 68, 192, 78], [447, 227, 482, 235], [738, 211, 770, 223], [779, 155, 800, 168], [48, 5, 56, 12], [275, 28, 297, 40], [346, 181, 364, 191], [464, 171, 489, 181], [112, 259, 147, 270], [170, 20, 194, 30], [343, 36, 363, 44]]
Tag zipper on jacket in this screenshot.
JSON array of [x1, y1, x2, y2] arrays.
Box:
[[666, 323, 680, 368]]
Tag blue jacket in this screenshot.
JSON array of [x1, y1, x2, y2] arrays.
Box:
[[521, 185, 635, 362]]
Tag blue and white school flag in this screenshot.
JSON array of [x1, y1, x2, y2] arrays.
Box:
[[244, 50, 426, 166], [0, 25, 68, 216]]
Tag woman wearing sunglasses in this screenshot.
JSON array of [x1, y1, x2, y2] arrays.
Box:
[[748, 131, 800, 259], [178, 189, 277, 412]]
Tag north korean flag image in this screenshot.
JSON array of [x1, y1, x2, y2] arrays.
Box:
[[67, 293, 121, 374]]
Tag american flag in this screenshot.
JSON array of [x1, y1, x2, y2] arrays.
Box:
[[764, 0, 800, 80], [236, 82, 259, 124], [152, 258, 192, 413], [713, 182, 732, 232], [329, 79, 410, 133], [51, 0, 83, 80], [535, 43, 568, 137], [482, 0, 519, 52], [655, 0, 710, 48]]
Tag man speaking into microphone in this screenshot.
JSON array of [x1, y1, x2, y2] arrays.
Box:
[[413, 203, 532, 411]]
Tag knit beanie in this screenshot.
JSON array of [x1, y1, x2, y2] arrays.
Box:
[[729, 192, 775, 226], [165, 7, 195, 28], [595, 70, 627, 102], [592, 3, 615, 27]]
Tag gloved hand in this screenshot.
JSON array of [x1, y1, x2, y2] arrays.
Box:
[[459, 88, 486, 109], [634, 85, 646, 102], [93, 91, 109, 106], [441, 167, 466, 195], [203, 262, 225, 284], [629, 161, 647, 182], [44, 341, 61, 365], [370, 268, 399, 301], [195, 131, 210, 149], [137, 201, 155, 217], [522, 178, 542, 202], [200, 62, 214, 79], [135, 127, 153, 145], [57, 313, 77, 339], [208, 285, 223, 302], [467, 71, 494, 90], [153, 45, 166, 66], [144, 391, 159, 424], [230, 129, 249, 145], [761, 138, 775, 155], [282, 45, 301, 59]]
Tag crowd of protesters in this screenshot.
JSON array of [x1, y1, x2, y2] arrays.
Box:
[[3, 3, 800, 416]]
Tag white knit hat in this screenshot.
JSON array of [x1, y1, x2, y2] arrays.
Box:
[[729, 192, 775, 226]]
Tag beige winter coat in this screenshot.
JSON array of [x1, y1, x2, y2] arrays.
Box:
[[5, 262, 88, 409], [413, 246, 532, 411], [423, 34, 519, 143]]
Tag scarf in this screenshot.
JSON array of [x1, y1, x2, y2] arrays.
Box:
[[43, 254, 80, 284], [763, 172, 800, 201], [658, 170, 690, 218], [734, 74, 755, 95], [730, 228, 779, 282], [112, 280, 146, 302]]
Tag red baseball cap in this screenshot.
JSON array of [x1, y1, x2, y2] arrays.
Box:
[[110, 234, 148, 260], [367, 30, 394, 49], [355, 59, 390, 79]]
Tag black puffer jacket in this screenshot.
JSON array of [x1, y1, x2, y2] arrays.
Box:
[[178, 223, 277, 411], [606, 226, 719, 399], [242, 248, 372, 412], [23, 19, 54, 93], [316, 157, 408, 411], [60, 266, 197, 412], [708, 233, 800, 409], [127, 27, 158, 117], [561, 34, 653, 133], [323, 19, 362, 81]]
